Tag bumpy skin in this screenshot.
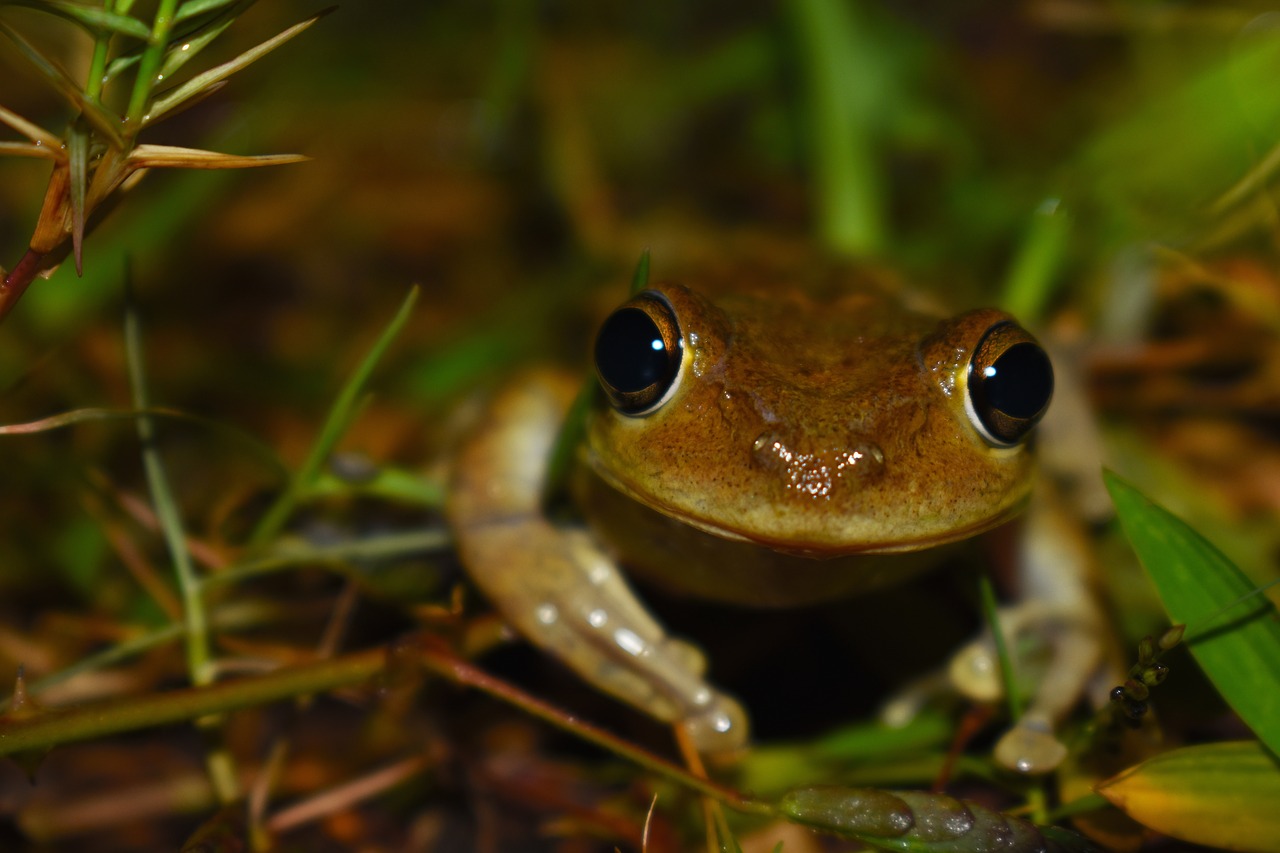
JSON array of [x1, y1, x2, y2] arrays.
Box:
[[448, 266, 1103, 766]]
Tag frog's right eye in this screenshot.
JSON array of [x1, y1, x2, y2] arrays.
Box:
[[593, 293, 683, 416]]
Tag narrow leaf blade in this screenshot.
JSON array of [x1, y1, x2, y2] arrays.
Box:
[[1104, 472, 1280, 758], [1097, 741, 1280, 851]]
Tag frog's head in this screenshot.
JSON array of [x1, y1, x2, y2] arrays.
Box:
[[585, 276, 1054, 556]]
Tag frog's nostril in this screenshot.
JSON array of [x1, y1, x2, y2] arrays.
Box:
[[751, 431, 885, 499]]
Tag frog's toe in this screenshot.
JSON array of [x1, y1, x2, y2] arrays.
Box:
[[679, 693, 750, 756], [995, 712, 1068, 774]]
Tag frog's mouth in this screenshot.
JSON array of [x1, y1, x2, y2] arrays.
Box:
[[584, 461, 1029, 559]]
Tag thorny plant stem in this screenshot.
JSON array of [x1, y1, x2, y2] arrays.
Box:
[[126, 0, 181, 131]]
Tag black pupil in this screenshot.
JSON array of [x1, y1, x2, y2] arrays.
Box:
[[595, 307, 670, 393], [983, 342, 1053, 418]]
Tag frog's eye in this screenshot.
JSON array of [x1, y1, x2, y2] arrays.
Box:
[[966, 322, 1054, 447], [594, 292, 683, 416]]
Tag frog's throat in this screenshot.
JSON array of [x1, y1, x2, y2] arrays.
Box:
[[589, 466, 1028, 558]]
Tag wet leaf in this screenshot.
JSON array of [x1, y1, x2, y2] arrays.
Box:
[[1096, 741, 1280, 853], [1104, 472, 1280, 758]]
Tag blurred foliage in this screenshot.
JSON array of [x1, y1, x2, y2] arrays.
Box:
[[1, 1, 1279, 850]]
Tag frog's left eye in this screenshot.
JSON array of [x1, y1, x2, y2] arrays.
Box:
[[966, 322, 1054, 447], [594, 292, 683, 416]]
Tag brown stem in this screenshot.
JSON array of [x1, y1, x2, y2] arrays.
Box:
[[0, 248, 48, 324]]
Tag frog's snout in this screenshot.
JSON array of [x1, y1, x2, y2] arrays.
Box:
[[750, 430, 886, 501]]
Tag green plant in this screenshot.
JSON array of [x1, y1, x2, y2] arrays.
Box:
[[0, 0, 326, 323]]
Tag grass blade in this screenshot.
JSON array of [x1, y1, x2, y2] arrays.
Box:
[[1104, 471, 1280, 758], [249, 286, 420, 548], [1097, 741, 1280, 850], [123, 281, 212, 687]]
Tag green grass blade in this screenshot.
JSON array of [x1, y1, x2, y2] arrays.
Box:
[[123, 282, 212, 687], [144, 7, 332, 127], [1001, 197, 1070, 323], [1104, 471, 1280, 758], [249, 286, 419, 548], [789, 0, 885, 257]]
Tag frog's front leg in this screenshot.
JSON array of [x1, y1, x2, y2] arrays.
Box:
[[447, 369, 747, 753]]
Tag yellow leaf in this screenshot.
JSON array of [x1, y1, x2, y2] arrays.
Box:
[[1097, 741, 1280, 852]]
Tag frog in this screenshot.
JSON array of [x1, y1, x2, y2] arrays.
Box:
[[446, 259, 1105, 773]]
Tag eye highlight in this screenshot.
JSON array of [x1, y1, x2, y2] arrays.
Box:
[[593, 292, 683, 415], [966, 322, 1053, 447]]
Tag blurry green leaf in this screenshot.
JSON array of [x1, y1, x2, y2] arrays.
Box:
[[1096, 741, 1280, 852], [144, 8, 331, 126], [789, 0, 885, 256], [2, 0, 151, 39], [1077, 32, 1280, 237], [1001, 198, 1070, 323], [1104, 472, 1280, 757]]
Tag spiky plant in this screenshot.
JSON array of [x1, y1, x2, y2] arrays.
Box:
[[0, 0, 327, 323]]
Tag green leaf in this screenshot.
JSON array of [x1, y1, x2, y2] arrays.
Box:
[[2, 0, 151, 39], [1104, 472, 1280, 758], [144, 7, 332, 127], [1097, 741, 1280, 852]]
